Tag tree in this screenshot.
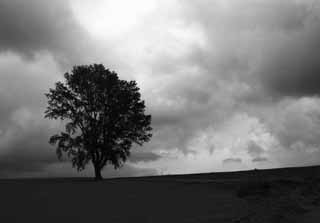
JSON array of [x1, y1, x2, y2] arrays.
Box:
[[45, 64, 152, 180]]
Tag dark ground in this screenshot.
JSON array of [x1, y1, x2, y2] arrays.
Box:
[[1, 165, 320, 222]]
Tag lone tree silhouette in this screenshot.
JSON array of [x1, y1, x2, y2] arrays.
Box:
[[45, 64, 152, 180]]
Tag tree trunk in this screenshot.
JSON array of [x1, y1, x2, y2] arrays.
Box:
[[94, 163, 103, 181]]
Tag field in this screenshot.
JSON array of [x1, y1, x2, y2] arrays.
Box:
[[1, 166, 320, 222]]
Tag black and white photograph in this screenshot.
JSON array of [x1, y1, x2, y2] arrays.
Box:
[[1, 0, 320, 222]]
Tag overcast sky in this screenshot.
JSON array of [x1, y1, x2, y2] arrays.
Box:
[[1, 0, 320, 178]]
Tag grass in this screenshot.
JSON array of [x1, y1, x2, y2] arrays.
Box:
[[1, 165, 320, 223]]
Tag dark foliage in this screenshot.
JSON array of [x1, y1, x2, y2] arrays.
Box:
[[45, 64, 152, 180]]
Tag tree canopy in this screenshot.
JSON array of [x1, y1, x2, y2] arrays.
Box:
[[45, 64, 152, 180]]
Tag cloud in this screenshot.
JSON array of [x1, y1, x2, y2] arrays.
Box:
[[266, 97, 320, 150], [0, 104, 158, 178], [128, 151, 162, 163], [0, 116, 57, 177], [0, 1, 68, 53], [0, 53, 62, 178], [177, 0, 320, 100], [102, 164, 158, 178], [223, 158, 242, 164], [252, 157, 268, 163], [1, 0, 320, 177], [247, 141, 265, 158], [0, 0, 114, 178], [0, 53, 60, 127], [137, 0, 320, 164], [246, 141, 269, 163], [260, 15, 320, 97], [0, 0, 108, 68]]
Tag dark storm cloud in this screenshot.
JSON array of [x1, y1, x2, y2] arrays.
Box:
[[178, 0, 320, 99], [145, 0, 317, 128], [1, 0, 320, 177], [0, 0, 65, 53], [0, 0, 107, 178], [0, 53, 59, 128], [181, 0, 310, 75], [184, 0, 309, 31], [140, 0, 320, 165], [260, 22, 320, 97], [0, 125, 58, 177], [0, 112, 159, 178], [0, 53, 62, 178], [0, 0, 97, 66]]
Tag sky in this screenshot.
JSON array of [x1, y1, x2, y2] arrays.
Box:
[[1, 0, 320, 178]]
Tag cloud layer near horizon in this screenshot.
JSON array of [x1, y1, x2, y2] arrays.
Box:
[[1, 0, 320, 178]]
